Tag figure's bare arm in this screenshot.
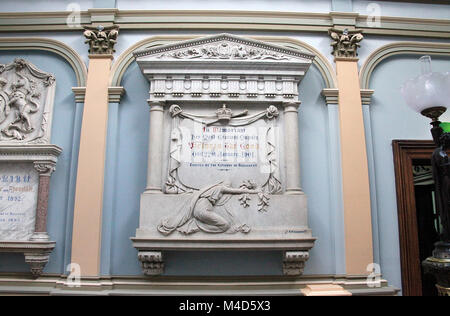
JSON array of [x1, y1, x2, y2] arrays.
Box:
[[222, 187, 259, 195]]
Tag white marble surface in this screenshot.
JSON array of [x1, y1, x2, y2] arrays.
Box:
[[175, 114, 279, 190], [0, 162, 38, 241]]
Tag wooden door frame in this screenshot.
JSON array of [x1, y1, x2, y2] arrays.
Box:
[[392, 139, 436, 296]]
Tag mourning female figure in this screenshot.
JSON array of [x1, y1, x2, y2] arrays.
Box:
[[158, 181, 259, 235]]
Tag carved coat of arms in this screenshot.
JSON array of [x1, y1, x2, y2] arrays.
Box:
[[0, 58, 55, 143]]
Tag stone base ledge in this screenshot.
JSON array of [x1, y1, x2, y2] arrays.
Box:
[[132, 237, 315, 277], [131, 236, 316, 251], [0, 240, 55, 278]]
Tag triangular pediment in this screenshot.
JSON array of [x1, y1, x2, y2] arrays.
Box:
[[133, 33, 315, 63]]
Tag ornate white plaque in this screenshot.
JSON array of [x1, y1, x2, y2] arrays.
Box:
[[132, 34, 316, 276], [166, 104, 281, 194], [0, 162, 38, 240], [0, 58, 55, 144], [0, 58, 61, 278]]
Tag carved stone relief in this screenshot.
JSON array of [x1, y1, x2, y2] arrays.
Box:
[[132, 34, 316, 276], [0, 58, 60, 278], [158, 42, 291, 61], [0, 58, 55, 144]]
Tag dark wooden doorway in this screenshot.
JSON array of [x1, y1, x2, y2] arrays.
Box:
[[393, 140, 441, 296]]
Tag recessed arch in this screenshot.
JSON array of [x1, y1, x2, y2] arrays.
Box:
[[0, 37, 87, 87], [360, 41, 450, 90], [110, 35, 337, 89]]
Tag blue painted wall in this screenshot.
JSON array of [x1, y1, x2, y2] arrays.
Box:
[[0, 50, 81, 274], [367, 54, 450, 292], [101, 58, 340, 276]]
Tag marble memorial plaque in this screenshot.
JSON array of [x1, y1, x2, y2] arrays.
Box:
[[132, 34, 316, 276], [174, 111, 280, 190], [0, 162, 38, 240], [164, 104, 283, 194]]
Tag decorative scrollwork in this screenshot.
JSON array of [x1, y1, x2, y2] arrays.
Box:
[[158, 42, 291, 61], [0, 58, 55, 143], [165, 104, 282, 195], [83, 25, 119, 55]]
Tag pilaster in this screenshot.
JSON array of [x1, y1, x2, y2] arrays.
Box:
[[282, 101, 303, 194], [329, 28, 373, 275], [71, 25, 119, 276]]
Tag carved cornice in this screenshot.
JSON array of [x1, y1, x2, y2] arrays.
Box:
[[108, 86, 125, 103], [0, 10, 448, 38], [72, 87, 86, 103], [0, 144, 62, 163], [83, 25, 119, 55], [360, 89, 375, 106], [321, 88, 339, 105], [134, 33, 315, 61], [135, 34, 314, 103], [321, 89, 374, 106], [328, 28, 363, 58], [71, 86, 125, 103]]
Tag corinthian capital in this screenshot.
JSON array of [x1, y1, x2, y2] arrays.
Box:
[[33, 161, 56, 176], [83, 25, 119, 55], [328, 28, 363, 58]]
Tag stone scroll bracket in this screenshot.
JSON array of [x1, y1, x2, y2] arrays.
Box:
[[283, 251, 310, 276], [24, 249, 53, 278], [138, 251, 164, 276]]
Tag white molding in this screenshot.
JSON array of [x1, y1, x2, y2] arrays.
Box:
[[0, 273, 399, 296], [110, 35, 337, 89], [71, 86, 125, 103], [0, 38, 87, 87], [134, 33, 315, 104], [359, 42, 450, 90], [322, 88, 339, 104], [0, 10, 448, 38]]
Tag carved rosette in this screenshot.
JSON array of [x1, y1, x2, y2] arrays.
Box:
[[328, 28, 363, 58], [83, 25, 119, 55], [138, 251, 164, 276], [283, 251, 309, 276]]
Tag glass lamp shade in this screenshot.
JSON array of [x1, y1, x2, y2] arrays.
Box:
[[401, 71, 450, 118]]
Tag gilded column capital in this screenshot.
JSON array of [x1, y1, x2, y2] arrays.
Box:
[[83, 25, 119, 55], [328, 28, 363, 58]]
